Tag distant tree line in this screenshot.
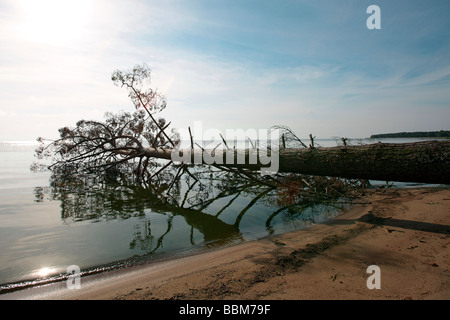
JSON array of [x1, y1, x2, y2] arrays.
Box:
[[370, 130, 450, 139]]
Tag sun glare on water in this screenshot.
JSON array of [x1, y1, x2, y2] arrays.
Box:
[[36, 267, 57, 278], [17, 0, 93, 46]]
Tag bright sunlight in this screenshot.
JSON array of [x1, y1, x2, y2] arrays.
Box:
[[17, 0, 93, 46]]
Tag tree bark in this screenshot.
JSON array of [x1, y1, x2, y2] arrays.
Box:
[[277, 140, 450, 184], [142, 140, 450, 184]]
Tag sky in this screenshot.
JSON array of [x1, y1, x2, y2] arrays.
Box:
[[0, 0, 449, 141]]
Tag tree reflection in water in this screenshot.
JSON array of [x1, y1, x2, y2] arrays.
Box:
[[33, 163, 365, 257]]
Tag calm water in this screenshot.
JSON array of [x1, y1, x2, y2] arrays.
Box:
[[0, 138, 439, 292]]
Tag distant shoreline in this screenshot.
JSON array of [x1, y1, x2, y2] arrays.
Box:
[[370, 130, 450, 139]]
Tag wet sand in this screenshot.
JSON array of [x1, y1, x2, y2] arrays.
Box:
[[2, 187, 449, 300]]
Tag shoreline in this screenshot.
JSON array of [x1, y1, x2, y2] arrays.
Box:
[[1, 186, 449, 300]]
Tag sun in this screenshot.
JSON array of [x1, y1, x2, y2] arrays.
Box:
[[18, 0, 93, 46]]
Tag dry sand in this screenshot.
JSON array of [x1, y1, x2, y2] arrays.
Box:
[[3, 187, 449, 300]]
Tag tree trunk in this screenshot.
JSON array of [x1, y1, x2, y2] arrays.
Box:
[[277, 140, 450, 184], [142, 140, 450, 184]]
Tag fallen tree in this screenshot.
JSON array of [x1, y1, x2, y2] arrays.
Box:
[[105, 139, 450, 184], [32, 64, 450, 195]]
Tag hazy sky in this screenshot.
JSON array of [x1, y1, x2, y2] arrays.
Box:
[[1, 0, 449, 141]]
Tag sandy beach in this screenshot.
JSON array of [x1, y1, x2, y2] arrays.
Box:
[[2, 186, 449, 300]]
